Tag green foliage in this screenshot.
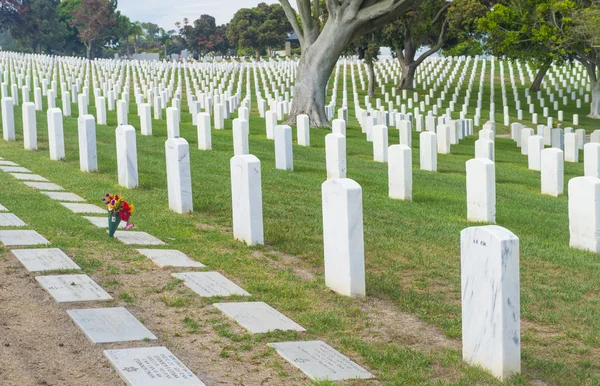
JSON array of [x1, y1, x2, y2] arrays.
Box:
[[226, 2, 291, 58], [177, 14, 230, 55], [10, 0, 67, 54]]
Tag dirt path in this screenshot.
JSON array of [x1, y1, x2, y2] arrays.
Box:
[[0, 250, 120, 386]]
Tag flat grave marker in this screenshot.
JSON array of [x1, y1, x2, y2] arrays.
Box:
[[268, 341, 373, 381], [214, 301, 306, 334], [22, 181, 65, 191], [171, 272, 250, 297], [60, 203, 106, 214], [11, 248, 80, 272], [83, 216, 126, 229], [41, 192, 86, 202], [114, 231, 165, 245], [104, 347, 206, 386], [67, 307, 157, 344], [0, 161, 18, 166], [0, 230, 50, 246], [0, 166, 31, 173], [136, 249, 205, 268], [0, 213, 27, 227], [36, 274, 112, 302], [10, 173, 48, 182], [0, 204, 8, 211]]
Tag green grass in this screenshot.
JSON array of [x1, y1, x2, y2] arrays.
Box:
[[0, 58, 599, 385]]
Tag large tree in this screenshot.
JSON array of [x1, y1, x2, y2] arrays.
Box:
[[227, 3, 290, 60], [70, 0, 116, 59], [384, 0, 489, 90], [177, 15, 230, 56], [10, 0, 67, 53], [279, 0, 424, 127], [546, 0, 600, 118], [477, 0, 567, 92]]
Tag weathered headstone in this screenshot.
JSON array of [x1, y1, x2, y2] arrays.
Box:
[[541, 148, 564, 196], [461, 225, 520, 381], [388, 144, 412, 200], [275, 125, 293, 170], [230, 154, 264, 245], [78, 115, 98, 172], [116, 125, 138, 188], [322, 178, 365, 297], [466, 158, 496, 223], [568, 176, 600, 253], [165, 138, 193, 214], [36, 274, 112, 302]]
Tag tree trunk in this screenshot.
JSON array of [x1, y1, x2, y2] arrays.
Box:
[[287, 21, 353, 127], [591, 79, 600, 119], [367, 60, 375, 98], [86, 42, 91, 60], [397, 57, 417, 91], [529, 60, 551, 92], [255, 48, 261, 61]]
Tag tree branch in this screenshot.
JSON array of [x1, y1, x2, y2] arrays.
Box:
[[349, 0, 421, 41], [279, 0, 304, 47], [413, 17, 448, 67]]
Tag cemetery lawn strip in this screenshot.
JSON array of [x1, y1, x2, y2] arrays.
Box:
[[0, 65, 599, 385]]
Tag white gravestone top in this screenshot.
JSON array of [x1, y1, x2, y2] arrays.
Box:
[[171, 272, 250, 297], [214, 301, 305, 333], [67, 307, 157, 344], [136, 249, 205, 268], [11, 248, 80, 272], [36, 274, 112, 302], [0, 230, 50, 246], [268, 341, 373, 381], [104, 347, 205, 386]]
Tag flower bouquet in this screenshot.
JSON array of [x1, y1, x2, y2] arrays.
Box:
[[102, 193, 135, 237]]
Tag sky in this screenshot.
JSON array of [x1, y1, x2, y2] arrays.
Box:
[[117, 0, 282, 31]]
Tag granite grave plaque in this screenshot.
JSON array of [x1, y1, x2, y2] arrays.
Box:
[[22, 181, 65, 191], [214, 302, 305, 333], [67, 307, 157, 344], [0, 213, 27, 226], [0, 166, 31, 173], [114, 231, 165, 245], [36, 274, 112, 302], [0, 230, 50, 246], [42, 192, 86, 202], [104, 347, 205, 386], [11, 248, 80, 271], [171, 272, 250, 297], [136, 249, 204, 268], [60, 203, 106, 214], [268, 341, 373, 381], [10, 173, 49, 181]]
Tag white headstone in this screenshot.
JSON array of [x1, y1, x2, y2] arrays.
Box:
[[388, 144, 412, 200], [78, 115, 97, 172], [274, 125, 293, 170], [325, 133, 346, 179], [466, 158, 496, 223], [116, 125, 138, 188], [166, 138, 193, 214], [230, 154, 264, 245], [528, 135, 544, 171], [461, 225, 520, 381], [47, 108, 65, 160], [233, 118, 249, 156], [297, 114, 310, 146], [541, 148, 564, 196], [197, 112, 211, 150], [322, 178, 365, 297], [568, 176, 600, 253], [420, 132, 437, 171], [22, 102, 37, 150]]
